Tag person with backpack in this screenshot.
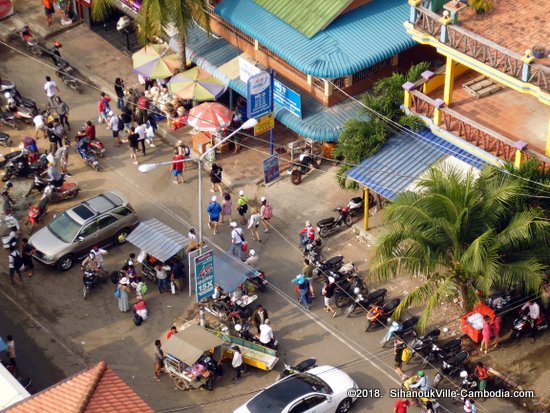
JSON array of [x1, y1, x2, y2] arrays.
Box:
[[8, 245, 23, 284], [229, 222, 245, 259], [176, 140, 191, 157], [291, 274, 311, 310], [260, 197, 272, 232], [237, 190, 249, 225]]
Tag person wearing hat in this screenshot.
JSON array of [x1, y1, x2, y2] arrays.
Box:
[[229, 222, 245, 259], [409, 370, 429, 392], [108, 111, 122, 147], [237, 190, 249, 225], [322, 276, 337, 317], [243, 249, 259, 269], [81, 251, 100, 273], [207, 196, 222, 235], [43, 159, 64, 187], [291, 274, 311, 310], [117, 276, 131, 312], [170, 148, 185, 184], [299, 221, 315, 246]]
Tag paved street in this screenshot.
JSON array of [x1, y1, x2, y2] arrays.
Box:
[[0, 30, 521, 413]]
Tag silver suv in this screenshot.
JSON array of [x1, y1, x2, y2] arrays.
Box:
[[29, 191, 139, 270]]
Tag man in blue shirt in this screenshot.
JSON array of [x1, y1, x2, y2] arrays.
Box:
[[207, 196, 222, 235]]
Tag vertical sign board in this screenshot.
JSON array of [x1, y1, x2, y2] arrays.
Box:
[[273, 79, 302, 119], [247, 71, 272, 119], [263, 155, 280, 185], [254, 112, 275, 136], [194, 250, 215, 303]]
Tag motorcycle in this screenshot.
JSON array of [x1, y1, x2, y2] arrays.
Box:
[[4, 92, 34, 124], [1, 86, 39, 116], [316, 207, 353, 238], [0, 151, 22, 169], [346, 287, 387, 317], [0, 131, 12, 147], [448, 370, 478, 403], [381, 316, 420, 347], [290, 151, 320, 185], [512, 311, 548, 339], [204, 295, 252, 327], [302, 238, 322, 263], [77, 127, 105, 158], [409, 328, 441, 356], [14, 25, 43, 56], [27, 195, 49, 233], [3, 152, 48, 181], [335, 275, 367, 308], [277, 358, 317, 381], [421, 338, 462, 368], [54, 59, 82, 93], [76, 142, 100, 171], [432, 350, 470, 388], [43, 182, 79, 203], [82, 268, 100, 299], [364, 298, 401, 331], [311, 255, 344, 278], [245, 269, 267, 292], [402, 376, 440, 412], [0, 110, 18, 129]]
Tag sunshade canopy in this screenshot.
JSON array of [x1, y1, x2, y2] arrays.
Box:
[[168, 67, 226, 101], [132, 44, 181, 79], [188, 102, 233, 132], [163, 324, 225, 365], [126, 218, 188, 262]]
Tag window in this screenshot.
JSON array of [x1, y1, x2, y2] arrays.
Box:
[[288, 399, 309, 413], [79, 222, 98, 239], [302, 395, 327, 409], [111, 206, 133, 216], [48, 212, 81, 243], [97, 215, 118, 230]]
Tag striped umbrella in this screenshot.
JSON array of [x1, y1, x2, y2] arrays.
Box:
[[188, 102, 234, 132], [132, 44, 180, 79], [168, 67, 226, 101]]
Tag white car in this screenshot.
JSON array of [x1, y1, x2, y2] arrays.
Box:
[[234, 365, 358, 413]]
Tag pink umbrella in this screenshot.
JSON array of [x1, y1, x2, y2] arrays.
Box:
[[187, 102, 233, 132]]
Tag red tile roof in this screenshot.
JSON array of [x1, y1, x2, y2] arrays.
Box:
[[5, 361, 154, 413]]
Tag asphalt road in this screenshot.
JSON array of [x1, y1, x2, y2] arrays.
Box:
[[0, 43, 520, 413]]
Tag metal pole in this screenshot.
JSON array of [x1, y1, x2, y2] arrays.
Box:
[[269, 128, 274, 155]]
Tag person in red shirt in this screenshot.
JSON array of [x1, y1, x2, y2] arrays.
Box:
[[84, 121, 96, 140], [394, 399, 411, 413], [166, 326, 178, 339], [170, 149, 185, 184], [97, 92, 111, 127], [299, 220, 315, 246]]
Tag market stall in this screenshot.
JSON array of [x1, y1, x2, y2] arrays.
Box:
[[460, 302, 495, 343]]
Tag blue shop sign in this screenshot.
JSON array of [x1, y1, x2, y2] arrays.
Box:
[[273, 79, 302, 119], [247, 71, 272, 119]]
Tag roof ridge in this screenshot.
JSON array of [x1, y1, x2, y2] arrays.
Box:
[[77, 361, 107, 413]]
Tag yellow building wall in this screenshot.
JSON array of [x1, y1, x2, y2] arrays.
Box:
[[423, 62, 470, 94]]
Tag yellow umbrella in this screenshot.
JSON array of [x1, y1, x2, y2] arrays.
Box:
[[132, 44, 181, 79], [168, 67, 226, 101]]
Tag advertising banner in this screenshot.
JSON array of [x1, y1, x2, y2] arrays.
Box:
[[194, 250, 215, 303], [247, 71, 272, 119], [273, 79, 302, 119], [262, 154, 280, 185]]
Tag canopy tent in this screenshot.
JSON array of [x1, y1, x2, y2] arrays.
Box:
[[163, 325, 225, 365], [213, 254, 249, 294], [126, 219, 188, 262]]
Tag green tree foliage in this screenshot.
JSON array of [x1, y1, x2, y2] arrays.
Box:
[[91, 0, 209, 69], [336, 62, 430, 189], [372, 165, 550, 331]]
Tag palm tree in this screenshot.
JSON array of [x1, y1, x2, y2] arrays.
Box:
[[372, 165, 550, 331], [91, 0, 209, 69]]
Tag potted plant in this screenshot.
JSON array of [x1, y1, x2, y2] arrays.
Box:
[[532, 46, 547, 59], [468, 0, 494, 14]]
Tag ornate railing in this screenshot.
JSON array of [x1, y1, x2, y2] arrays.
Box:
[[409, 89, 550, 170], [411, 7, 550, 93]]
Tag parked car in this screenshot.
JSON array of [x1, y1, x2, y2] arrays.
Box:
[[234, 365, 358, 413], [29, 191, 139, 270]]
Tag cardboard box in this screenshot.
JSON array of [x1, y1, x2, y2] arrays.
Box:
[[193, 132, 211, 155]]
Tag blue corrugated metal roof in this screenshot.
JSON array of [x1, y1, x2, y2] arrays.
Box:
[[181, 26, 369, 141], [215, 0, 414, 78], [347, 129, 486, 200]]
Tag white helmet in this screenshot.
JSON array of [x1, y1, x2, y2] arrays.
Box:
[[353, 287, 361, 294], [234, 324, 242, 332], [459, 370, 468, 379], [4, 92, 11, 99], [239, 190, 244, 196], [249, 249, 255, 256]]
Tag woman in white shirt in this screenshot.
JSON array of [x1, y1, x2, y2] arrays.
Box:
[[231, 346, 243, 381], [247, 207, 261, 242]]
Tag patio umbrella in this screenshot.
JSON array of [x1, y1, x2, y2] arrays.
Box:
[[167, 67, 226, 102], [188, 102, 234, 132], [132, 44, 180, 79]]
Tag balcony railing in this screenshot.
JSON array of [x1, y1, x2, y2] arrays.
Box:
[[411, 6, 550, 93], [409, 90, 550, 170]]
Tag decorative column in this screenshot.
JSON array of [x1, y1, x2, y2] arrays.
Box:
[[443, 55, 456, 105], [408, 0, 422, 23], [439, 11, 452, 44], [433, 98, 445, 126], [402, 81, 417, 109], [421, 70, 435, 94], [514, 140, 528, 168], [323, 79, 333, 97], [363, 187, 369, 231], [521, 49, 535, 82]]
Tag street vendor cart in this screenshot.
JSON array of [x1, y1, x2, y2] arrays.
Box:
[[461, 302, 495, 343], [126, 218, 188, 282]]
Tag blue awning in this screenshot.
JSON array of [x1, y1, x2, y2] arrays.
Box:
[[346, 128, 487, 200], [215, 0, 414, 78], [178, 25, 370, 141], [126, 219, 188, 262]]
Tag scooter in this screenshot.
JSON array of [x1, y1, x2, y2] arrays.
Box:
[[82, 268, 101, 299], [77, 127, 105, 158], [421, 338, 462, 367], [346, 288, 387, 317], [0, 151, 22, 169], [302, 238, 322, 263], [448, 370, 477, 403], [14, 25, 43, 56], [54, 59, 81, 93], [409, 328, 441, 356], [290, 151, 320, 185], [1, 87, 39, 116], [512, 311, 549, 339], [311, 255, 344, 278], [43, 182, 79, 203], [402, 376, 440, 412], [316, 207, 354, 238], [364, 298, 401, 331], [0, 132, 12, 147], [335, 275, 367, 308], [27, 195, 49, 233], [4, 92, 33, 124], [277, 358, 317, 381], [3, 152, 48, 181], [381, 316, 420, 347], [76, 142, 100, 171], [432, 350, 470, 387], [0, 111, 18, 129], [245, 269, 267, 292]]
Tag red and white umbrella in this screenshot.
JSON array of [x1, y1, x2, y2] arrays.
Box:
[[187, 102, 233, 132]]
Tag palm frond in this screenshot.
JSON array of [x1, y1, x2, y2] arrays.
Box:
[[90, 0, 115, 22]]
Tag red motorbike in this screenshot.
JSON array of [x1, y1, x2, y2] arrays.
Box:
[[27, 196, 49, 233]]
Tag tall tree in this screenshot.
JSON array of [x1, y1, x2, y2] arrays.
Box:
[[372, 165, 550, 331], [91, 0, 209, 69]]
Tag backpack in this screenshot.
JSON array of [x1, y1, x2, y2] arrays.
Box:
[[12, 252, 23, 270], [263, 203, 273, 219], [401, 347, 412, 363], [133, 313, 143, 326], [183, 145, 190, 157], [114, 287, 121, 299], [117, 116, 124, 130]]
